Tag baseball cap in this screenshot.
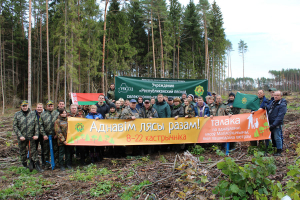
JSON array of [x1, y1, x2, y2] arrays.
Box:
[[21, 100, 28, 106], [46, 100, 54, 105], [168, 97, 173, 101], [144, 100, 150, 103], [130, 99, 137, 103]]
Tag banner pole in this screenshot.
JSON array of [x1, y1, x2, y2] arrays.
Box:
[[226, 142, 230, 156]]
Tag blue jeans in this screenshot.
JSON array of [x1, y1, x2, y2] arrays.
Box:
[[265, 126, 283, 150]]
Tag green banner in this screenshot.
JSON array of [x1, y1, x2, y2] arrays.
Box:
[[115, 76, 208, 100]]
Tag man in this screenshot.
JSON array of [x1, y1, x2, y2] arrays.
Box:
[[96, 94, 110, 117], [39, 100, 60, 170], [212, 91, 217, 102], [195, 97, 210, 117], [136, 96, 144, 111], [194, 95, 199, 103], [107, 83, 115, 103], [68, 104, 85, 165], [263, 91, 287, 156], [124, 99, 130, 108], [181, 93, 187, 102], [35, 103, 45, 167], [139, 100, 158, 119], [105, 104, 121, 119], [150, 97, 156, 106], [115, 100, 122, 114], [153, 94, 171, 118], [227, 93, 241, 115], [58, 100, 65, 111], [167, 97, 174, 110], [209, 95, 232, 117], [163, 95, 168, 102], [82, 105, 90, 117], [13, 100, 43, 172], [120, 99, 140, 120]]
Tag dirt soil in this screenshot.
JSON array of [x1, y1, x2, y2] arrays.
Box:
[[0, 94, 299, 199]]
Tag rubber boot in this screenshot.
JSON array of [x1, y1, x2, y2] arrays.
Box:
[[60, 166, 65, 171], [35, 161, 44, 172], [66, 162, 72, 170], [274, 149, 282, 156]]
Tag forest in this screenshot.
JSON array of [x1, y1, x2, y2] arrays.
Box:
[[0, 0, 299, 110]]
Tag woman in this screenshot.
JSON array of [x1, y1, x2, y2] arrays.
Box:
[[118, 98, 125, 108], [115, 101, 123, 115], [86, 105, 103, 163], [183, 99, 195, 118], [171, 98, 184, 119], [105, 104, 120, 119], [54, 109, 71, 171]]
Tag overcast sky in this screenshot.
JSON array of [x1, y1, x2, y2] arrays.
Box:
[[179, 0, 300, 79]]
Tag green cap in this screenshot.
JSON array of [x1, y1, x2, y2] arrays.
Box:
[[21, 100, 28, 106], [268, 88, 277, 92], [46, 100, 54, 105]]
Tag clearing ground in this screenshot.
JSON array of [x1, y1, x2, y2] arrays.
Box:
[[0, 93, 299, 199]]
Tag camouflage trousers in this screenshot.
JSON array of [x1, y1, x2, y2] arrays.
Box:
[[43, 137, 59, 165], [59, 145, 72, 166], [18, 139, 38, 163]]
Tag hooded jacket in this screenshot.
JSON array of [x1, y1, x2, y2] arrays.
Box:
[[86, 112, 104, 120], [194, 102, 210, 117], [39, 109, 59, 136], [54, 116, 68, 146], [171, 104, 184, 118], [136, 102, 144, 111], [153, 100, 171, 118]]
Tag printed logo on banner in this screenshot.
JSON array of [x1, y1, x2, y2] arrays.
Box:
[[194, 85, 204, 96], [242, 97, 247, 104], [118, 83, 133, 93], [75, 123, 84, 132]]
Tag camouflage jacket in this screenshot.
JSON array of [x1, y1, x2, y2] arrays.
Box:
[[184, 104, 195, 118], [116, 108, 123, 115], [105, 112, 120, 119], [54, 116, 68, 146], [39, 109, 59, 136], [13, 110, 39, 139], [226, 100, 241, 115], [120, 107, 140, 119], [67, 110, 84, 118], [209, 102, 232, 116], [138, 106, 158, 118]]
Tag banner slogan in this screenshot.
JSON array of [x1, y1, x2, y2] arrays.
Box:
[[67, 110, 270, 146]]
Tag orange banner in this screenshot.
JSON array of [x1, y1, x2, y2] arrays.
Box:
[[66, 109, 270, 146]]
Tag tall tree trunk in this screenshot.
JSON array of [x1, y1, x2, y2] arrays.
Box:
[[64, 1, 67, 105], [158, 14, 164, 78], [212, 48, 214, 92], [55, 39, 61, 103], [173, 36, 175, 78], [101, 0, 109, 94], [28, 0, 32, 108], [52, 41, 55, 100], [204, 16, 209, 90], [0, 17, 4, 114], [12, 26, 14, 95], [177, 35, 180, 79], [40, 8, 43, 102], [151, 6, 156, 78], [242, 49, 245, 92], [78, 0, 81, 92], [46, 0, 50, 100]]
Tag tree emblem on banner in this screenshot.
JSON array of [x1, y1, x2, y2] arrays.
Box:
[[75, 123, 84, 132], [194, 85, 204, 96], [242, 97, 247, 104]]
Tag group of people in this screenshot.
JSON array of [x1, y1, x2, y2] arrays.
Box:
[[13, 83, 287, 172]]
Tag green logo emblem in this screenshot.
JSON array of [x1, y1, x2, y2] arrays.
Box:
[[75, 123, 84, 132], [242, 97, 247, 104], [194, 85, 204, 96]]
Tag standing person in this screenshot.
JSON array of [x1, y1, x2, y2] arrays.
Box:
[[57, 100, 65, 111], [226, 93, 240, 150], [163, 95, 168, 102], [153, 94, 171, 118], [39, 100, 60, 170], [105, 104, 120, 119], [138, 100, 158, 154], [82, 105, 90, 117], [150, 97, 156, 106], [205, 96, 210, 104], [120, 99, 140, 156], [13, 100, 43, 172], [171, 98, 184, 119], [194, 95, 199, 104], [195, 97, 210, 118], [118, 98, 125, 108], [86, 105, 104, 162], [167, 97, 174, 110], [187, 94, 196, 106], [136, 96, 144, 111], [96, 94, 110, 117], [183, 99, 195, 118], [115, 100, 122, 114], [124, 99, 130, 108], [35, 103, 45, 167], [68, 104, 85, 164], [263, 91, 287, 156], [212, 92, 217, 102], [54, 109, 71, 171], [209, 95, 232, 117], [107, 83, 115, 103]]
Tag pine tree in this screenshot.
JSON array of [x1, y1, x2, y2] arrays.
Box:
[[238, 39, 248, 92]]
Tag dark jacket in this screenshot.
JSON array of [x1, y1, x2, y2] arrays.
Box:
[[153, 100, 171, 118], [54, 116, 68, 146], [136, 102, 144, 111], [266, 98, 287, 127], [107, 88, 115, 101], [259, 96, 270, 109], [194, 103, 210, 117], [184, 104, 195, 118], [95, 102, 110, 117], [171, 104, 184, 118]]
